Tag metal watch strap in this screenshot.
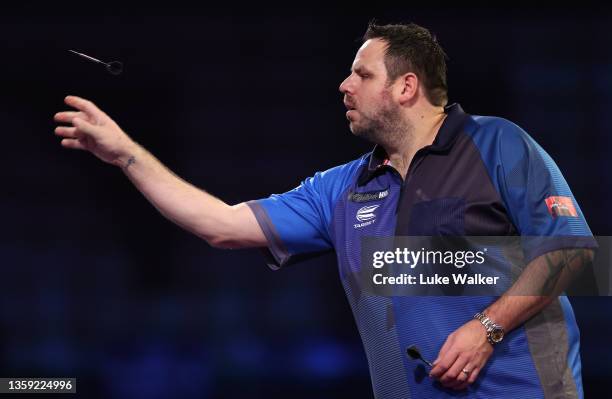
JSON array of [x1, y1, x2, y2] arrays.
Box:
[[474, 312, 502, 345]]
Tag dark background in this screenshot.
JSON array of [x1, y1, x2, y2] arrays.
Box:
[[0, 7, 610, 399]]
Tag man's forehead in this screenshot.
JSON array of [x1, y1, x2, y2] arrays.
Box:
[[352, 38, 387, 70]]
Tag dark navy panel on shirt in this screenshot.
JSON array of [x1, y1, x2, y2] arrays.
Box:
[[247, 103, 595, 399]]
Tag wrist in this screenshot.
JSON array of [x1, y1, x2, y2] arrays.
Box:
[[474, 311, 505, 346], [114, 141, 141, 170]]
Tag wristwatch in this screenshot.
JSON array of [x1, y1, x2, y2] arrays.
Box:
[[474, 312, 505, 345]]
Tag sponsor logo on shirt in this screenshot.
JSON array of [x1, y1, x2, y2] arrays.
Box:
[[545, 196, 578, 217], [354, 204, 380, 228], [349, 188, 389, 203]]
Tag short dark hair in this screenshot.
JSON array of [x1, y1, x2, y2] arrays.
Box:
[[363, 22, 448, 107]]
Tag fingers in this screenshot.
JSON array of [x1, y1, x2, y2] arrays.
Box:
[[54, 118, 98, 138], [438, 354, 469, 386], [453, 381, 469, 391], [434, 336, 453, 365], [453, 367, 480, 391], [445, 362, 471, 390], [72, 117, 99, 136], [55, 126, 80, 139], [64, 95, 105, 122], [467, 366, 480, 385], [61, 138, 87, 150], [429, 350, 458, 379], [54, 111, 86, 124]]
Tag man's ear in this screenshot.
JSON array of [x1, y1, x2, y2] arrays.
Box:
[[398, 72, 418, 105]]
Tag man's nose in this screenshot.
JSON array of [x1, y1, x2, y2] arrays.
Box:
[[339, 75, 352, 94]]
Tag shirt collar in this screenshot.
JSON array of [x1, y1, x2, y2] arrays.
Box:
[[358, 103, 469, 185]]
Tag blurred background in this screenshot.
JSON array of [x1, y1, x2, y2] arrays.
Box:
[[0, 6, 610, 398]]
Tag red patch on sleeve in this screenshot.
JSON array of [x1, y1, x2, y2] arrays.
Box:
[[545, 196, 578, 218]]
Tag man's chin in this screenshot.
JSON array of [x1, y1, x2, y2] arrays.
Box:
[[349, 126, 376, 143], [348, 123, 362, 137], [348, 119, 365, 135]]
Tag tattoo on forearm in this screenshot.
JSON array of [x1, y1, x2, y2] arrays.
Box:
[[541, 249, 592, 295], [124, 156, 136, 170]]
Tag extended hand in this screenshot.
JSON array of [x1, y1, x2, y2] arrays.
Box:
[[429, 319, 493, 390], [54, 96, 136, 167]]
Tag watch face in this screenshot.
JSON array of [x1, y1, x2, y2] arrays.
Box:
[[490, 328, 504, 343]]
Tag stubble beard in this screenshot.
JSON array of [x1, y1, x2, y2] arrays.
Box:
[[350, 93, 410, 149]]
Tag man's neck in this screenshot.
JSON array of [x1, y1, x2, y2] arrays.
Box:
[[384, 108, 446, 180]]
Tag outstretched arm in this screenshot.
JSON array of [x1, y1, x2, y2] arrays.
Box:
[[54, 95, 266, 249]]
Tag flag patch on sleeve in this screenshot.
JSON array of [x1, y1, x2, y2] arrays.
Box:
[[545, 196, 578, 217]]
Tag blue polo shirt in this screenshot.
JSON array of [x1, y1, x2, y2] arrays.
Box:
[[247, 104, 596, 399]]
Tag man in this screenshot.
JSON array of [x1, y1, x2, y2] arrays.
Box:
[[54, 22, 595, 398]]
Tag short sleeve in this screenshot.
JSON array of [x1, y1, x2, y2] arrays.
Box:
[[247, 158, 364, 269], [496, 121, 597, 262]]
